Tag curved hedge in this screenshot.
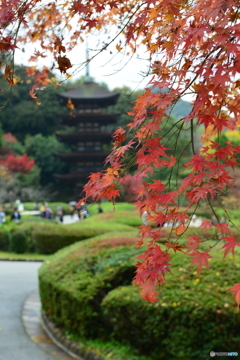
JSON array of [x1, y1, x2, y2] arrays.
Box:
[[13, 221, 134, 254], [39, 236, 240, 360], [39, 236, 140, 336]]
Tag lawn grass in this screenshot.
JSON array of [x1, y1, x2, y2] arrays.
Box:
[[87, 202, 135, 216], [0, 251, 48, 261], [64, 336, 152, 360]]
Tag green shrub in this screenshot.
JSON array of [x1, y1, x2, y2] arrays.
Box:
[[33, 224, 109, 254], [0, 227, 10, 251], [39, 235, 240, 360], [10, 231, 28, 253], [39, 236, 141, 338]]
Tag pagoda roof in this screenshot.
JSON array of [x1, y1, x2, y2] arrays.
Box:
[[56, 152, 109, 162], [58, 81, 120, 108], [56, 131, 112, 142], [58, 112, 119, 125]]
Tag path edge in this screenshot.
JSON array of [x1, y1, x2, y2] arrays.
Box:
[[41, 311, 103, 360]]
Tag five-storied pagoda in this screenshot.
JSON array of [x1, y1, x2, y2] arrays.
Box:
[[55, 68, 120, 198]]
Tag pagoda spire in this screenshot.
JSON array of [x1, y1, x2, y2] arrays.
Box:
[[85, 37, 91, 83]]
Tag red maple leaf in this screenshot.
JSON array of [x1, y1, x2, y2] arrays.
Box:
[[139, 280, 159, 303], [188, 250, 213, 275], [186, 235, 201, 252], [112, 128, 126, 146], [200, 220, 212, 231], [227, 284, 240, 308], [216, 222, 231, 235], [220, 235, 240, 259]]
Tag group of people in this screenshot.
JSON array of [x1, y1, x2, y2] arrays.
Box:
[[69, 201, 103, 220], [39, 202, 53, 219], [34, 202, 64, 222], [0, 200, 103, 225]]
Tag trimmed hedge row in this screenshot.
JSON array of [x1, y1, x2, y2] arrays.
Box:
[[39, 235, 240, 360], [0, 220, 135, 254], [39, 236, 140, 337], [34, 221, 135, 254], [0, 227, 10, 251]]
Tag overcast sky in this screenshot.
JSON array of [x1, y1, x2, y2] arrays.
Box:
[[15, 33, 152, 92], [15, 30, 193, 104]]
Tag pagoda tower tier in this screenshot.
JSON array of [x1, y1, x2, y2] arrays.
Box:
[[54, 172, 100, 183], [56, 151, 109, 162], [56, 131, 112, 143], [55, 80, 120, 199], [58, 111, 119, 126]]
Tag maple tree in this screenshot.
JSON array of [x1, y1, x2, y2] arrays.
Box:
[[1, 0, 240, 307], [0, 153, 35, 173]]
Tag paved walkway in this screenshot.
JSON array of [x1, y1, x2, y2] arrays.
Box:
[[62, 214, 79, 225], [0, 261, 72, 360]]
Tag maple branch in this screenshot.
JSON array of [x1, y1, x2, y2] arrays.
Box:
[[206, 195, 220, 224], [69, 2, 145, 78], [215, 196, 240, 233], [174, 200, 201, 243], [165, 121, 185, 191], [180, 45, 223, 97], [176, 139, 192, 202], [190, 119, 195, 155]]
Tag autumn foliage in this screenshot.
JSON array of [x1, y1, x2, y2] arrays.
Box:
[[0, 154, 35, 173], [1, 0, 240, 306]]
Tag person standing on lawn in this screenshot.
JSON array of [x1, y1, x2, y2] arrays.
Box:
[[11, 208, 21, 223], [0, 206, 6, 223]]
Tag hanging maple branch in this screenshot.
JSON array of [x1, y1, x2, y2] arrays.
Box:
[[0, 0, 240, 308]]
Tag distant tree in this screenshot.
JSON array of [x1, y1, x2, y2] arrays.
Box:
[[24, 134, 70, 186], [0, 66, 65, 141], [108, 86, 144, 128], [0, 154, 35, 173]]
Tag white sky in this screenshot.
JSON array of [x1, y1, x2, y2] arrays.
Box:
[[14, 30, 193, 103], [15, 34, 152, 92]]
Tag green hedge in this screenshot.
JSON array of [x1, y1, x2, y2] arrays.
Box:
[[39, 236, 140, 336], [10, 231, 28, 253], [0, 227, 10, 251], [39, 236, 240, 360], [34, 221, 133, 254]]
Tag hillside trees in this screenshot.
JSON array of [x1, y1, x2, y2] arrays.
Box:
[[0, 0, 240, 305], [24, 134, 71, 186], [0, 66, 66, 140]]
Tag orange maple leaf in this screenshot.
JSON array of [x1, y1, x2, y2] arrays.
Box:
[[175, 225, 186, 235], [4, 65, 14, 86], [67, 98, 74, 110], [166, 242, 185, 253], [29, 88, 41, 105]]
